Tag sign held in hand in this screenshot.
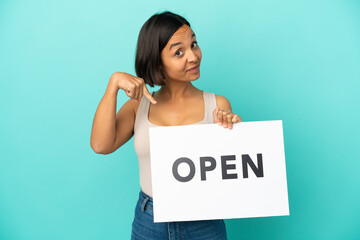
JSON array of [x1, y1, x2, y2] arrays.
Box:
[[149, 120, 289, 223]]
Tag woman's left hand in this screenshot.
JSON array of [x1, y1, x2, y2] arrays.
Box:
[[213, 106, 242, 130]]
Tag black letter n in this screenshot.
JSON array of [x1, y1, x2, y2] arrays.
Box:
[[242, 154, 264, 178]]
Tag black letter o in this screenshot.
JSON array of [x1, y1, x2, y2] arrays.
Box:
[[172, 157, 196, 182]]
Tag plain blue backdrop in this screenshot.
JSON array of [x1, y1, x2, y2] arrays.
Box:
[[0, 0, 359, 239]]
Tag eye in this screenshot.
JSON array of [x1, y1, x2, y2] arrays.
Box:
[[174, 41, 198, 57], [175, 50, 183, 56]]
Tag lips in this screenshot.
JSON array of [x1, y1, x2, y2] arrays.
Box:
[[187, 65, 199, 71]]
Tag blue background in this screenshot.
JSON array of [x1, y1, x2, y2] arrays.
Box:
[[1, 0, 359, 239]]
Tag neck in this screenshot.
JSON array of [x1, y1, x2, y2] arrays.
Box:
[[159, 80, 198, 100]]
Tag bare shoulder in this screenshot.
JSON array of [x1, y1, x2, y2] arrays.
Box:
[[121, 98, 141, 116], [215, 94, 232, 111], [131, 98, 141, 115], [108, 98, 141, 153], [114, 98, 141, 131]]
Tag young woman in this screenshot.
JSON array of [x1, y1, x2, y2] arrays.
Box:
[[90, 11, 242, 240]]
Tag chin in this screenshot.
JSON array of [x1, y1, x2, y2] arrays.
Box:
[[193, 73, 201, 80], [186, 75, 200, 82]]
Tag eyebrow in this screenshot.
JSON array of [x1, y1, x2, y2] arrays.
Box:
[[169, 32, 196, 50]]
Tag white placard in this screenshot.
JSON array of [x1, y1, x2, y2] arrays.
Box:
[[149, 120, 289, 222]]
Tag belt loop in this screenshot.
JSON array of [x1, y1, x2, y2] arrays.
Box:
[[141, 196, 150, 212]]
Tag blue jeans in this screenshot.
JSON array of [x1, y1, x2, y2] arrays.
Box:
[[131, 190, 228, 240]]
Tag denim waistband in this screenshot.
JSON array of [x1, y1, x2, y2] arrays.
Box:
[[138, 190, 153, 212]]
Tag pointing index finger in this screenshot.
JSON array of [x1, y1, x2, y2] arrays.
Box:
[[143, 85, 157, 104]]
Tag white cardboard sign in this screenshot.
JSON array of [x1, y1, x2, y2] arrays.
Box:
[[149, 120, 289, 222]]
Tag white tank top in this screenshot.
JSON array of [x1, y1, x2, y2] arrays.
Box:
[[133, 90, 217, 197]]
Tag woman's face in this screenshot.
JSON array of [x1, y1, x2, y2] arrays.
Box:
[[160, 24, 202, 83]]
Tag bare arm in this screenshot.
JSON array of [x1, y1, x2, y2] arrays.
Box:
[[90, 72, 156, 154], [90, 76, 123, 154], [215, 94, 232, 112], [213, 94, 242, 129]]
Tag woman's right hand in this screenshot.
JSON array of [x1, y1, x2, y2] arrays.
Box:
[[110, 72, 157, 104]]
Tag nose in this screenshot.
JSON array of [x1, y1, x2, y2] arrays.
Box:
[[187, 49, 199, 63]]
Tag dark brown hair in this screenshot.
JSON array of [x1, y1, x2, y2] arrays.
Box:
[[135, 11, 190, 87]]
